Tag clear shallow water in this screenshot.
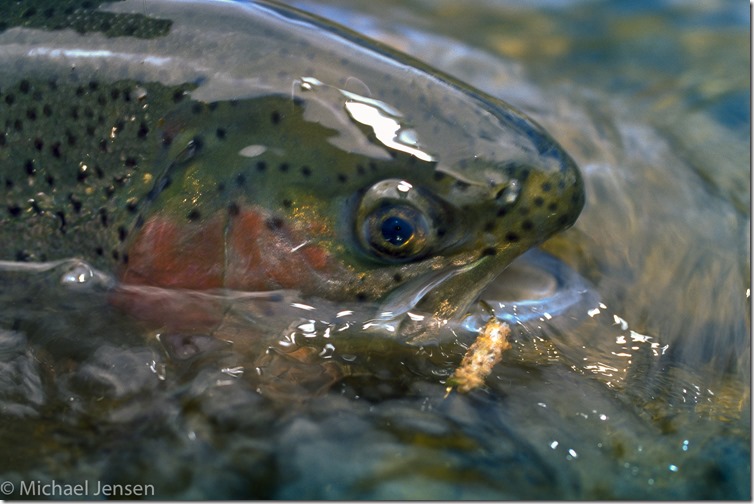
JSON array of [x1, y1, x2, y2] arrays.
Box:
[[0, 0, 750, 499]]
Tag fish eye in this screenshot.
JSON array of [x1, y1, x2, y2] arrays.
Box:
[[362, 204, 429, 261], [381, 216, 414, 246], [356, 179, 441, 263]]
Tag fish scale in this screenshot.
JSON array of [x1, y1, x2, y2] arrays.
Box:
[[0, 76, 194, 266], [0, 0, 171, 38]]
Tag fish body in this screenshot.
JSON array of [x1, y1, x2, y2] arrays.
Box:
[[0, 0, 584, 320]]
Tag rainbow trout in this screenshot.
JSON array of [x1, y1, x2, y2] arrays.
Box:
[[0, 0, 584, 324]]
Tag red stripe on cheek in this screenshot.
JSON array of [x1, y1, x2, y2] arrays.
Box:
[[225, 209, 331, 291], [120, 213, 226, 289]]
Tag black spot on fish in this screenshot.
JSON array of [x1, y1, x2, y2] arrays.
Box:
[[33, 137, 43, 150], [483, 221, 495, 232], [454, 180, 470, 191], [56, 211, 66, 233], [215, 127, 226, 140], [505, 232, 519, 243], [66, 132, 77, 146], [481, 247, 496, 257], [45, 174, 54, 187], [125, 199, 138, 213], [356, 164, 366, 175], [271, 111, 281, 125], [137, 122, 149, 139], [266, 217, 283, 230], [99, 208, 109, 227], [282, 199, 292, 208], [522, 220, 534, 231], [558, 215, 570, 226], [279, 163, 289, 173], [393, 273, 403, 283], [4, 94, 14, 105], [228, 202, 240, 217], [433, 171, 446, 182], [95, 246, 104, 256], [51, 142, 62, 158], [124, 157, 137, 168], [42, 104, 52, 117], [69, 194, 82, 213], [337, 173, 348, 183], [548, 202, 558, 212], [24, 159, 35, 176], [187, 209, 201, 222], [533, 196, 544, 207], [7, 204, 21, 217], [13, 119, 22, 131], [0, 133, 5, 146], [301, 166, 312, 177], [26, 107, 37, 120], [172, 90, 185, 103], [235, 173, 246, 187], [541, 181, 552, 192], [104, 185, 115, 198], [16, 250, 32, 262], [76, 167, 88, 183], [355, 292, 368, 302], [118, 226, 128, 241], [191, 103, 203, 115], [256, 161, 267, 172], [19, 80, 30, 94], [110, 89, 121, 101], [112, 249, 119, 261], [436, 227, 447, 238]]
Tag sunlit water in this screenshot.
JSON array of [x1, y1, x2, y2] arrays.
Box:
[[0, 0, 749, 499]]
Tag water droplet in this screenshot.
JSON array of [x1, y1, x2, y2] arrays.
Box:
[[318, 343, 335, 358]]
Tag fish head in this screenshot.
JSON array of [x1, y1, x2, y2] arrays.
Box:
[[120, 85, 584, 322]]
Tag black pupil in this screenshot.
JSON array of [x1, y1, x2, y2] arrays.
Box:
[[381, 216, 413, 246]]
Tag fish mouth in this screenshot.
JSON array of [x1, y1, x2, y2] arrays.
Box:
[[370, 248, 597, 344]]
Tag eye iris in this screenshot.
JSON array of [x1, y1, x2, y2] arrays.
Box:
[[381, 216, 414, 246]]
